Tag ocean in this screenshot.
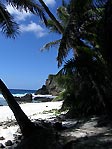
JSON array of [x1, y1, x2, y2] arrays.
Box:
[[0, 89, 36, 106]]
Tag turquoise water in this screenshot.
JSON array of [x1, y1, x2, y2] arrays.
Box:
[[9, 89, 36, 95], [0, 89, 36, 106]]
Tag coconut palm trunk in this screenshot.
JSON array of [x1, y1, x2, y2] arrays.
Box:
[[0, 79, 37, 137], [39, 0, 64, 34]]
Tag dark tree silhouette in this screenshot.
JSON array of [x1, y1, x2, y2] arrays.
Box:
[[0, 79, 42, 137]]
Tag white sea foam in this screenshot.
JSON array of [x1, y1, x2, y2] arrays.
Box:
[[0, 94, 7, 106], [0, 94, 3, 98], [0, 93, 26, 98], [32, 94, 57, 99], [12, 93, 27, 97], [0, 93, 28, 106], [0, 93, 57, 106]]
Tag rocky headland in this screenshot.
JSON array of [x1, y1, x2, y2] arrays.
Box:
[[14, 74, 63, 104], [35, 74, 63, 96]]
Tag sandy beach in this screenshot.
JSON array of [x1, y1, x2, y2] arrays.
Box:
[[0, 101, 63, 145]]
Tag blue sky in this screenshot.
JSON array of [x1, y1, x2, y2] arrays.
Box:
[[0, 0, 65, 90]]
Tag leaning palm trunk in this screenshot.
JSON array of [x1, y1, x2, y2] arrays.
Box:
[[0, 79, 37, 137], [39, 0, 64, 34]]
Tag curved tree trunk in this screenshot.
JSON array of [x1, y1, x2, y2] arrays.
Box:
[[0, 79, 37, 137], [39, 0, 64, 34]]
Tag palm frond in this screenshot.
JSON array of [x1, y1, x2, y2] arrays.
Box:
[[69, 0, 93, 15], [57, 11, 77, 67], [39, 0, 64, 33], [41, 39, 61, 51], [7, 0, 47, 25], [46, 5, 70, 33], [62, 0, 68, 7], [94, 0, 107, 7], [0, 2, 19, 38], [57, 6, 69, 26], [46, 19, 61, 34], [57, 0, 94, 67], [57, 58, 76, 76]]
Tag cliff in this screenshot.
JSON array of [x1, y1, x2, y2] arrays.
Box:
[[35, 74, 63, 96]]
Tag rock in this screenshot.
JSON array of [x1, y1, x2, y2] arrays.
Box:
[[35, 74, 63, 96], [16, 128, 62, 149], [0, 143, 5, 148], [5, 140, 13, 146], [14, 96, 21, 101], [16, 128, 21, 134], [46, 75, 62, 96], [12, 143, 18, 148], [53, 122, 63, 131], [35, 85, 49, 95], [15, 94, 32, 103], [21, 94, 32, 102], [33, 97, 52, 102], [0, 136, 5, 140], [13, 134, 22, 140]]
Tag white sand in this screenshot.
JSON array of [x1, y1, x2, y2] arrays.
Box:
[[0, 101, 63, 145], [0, 101, 62, 122]]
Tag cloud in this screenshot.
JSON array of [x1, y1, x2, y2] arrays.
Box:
[[6, 5, 31, 21], [6, 0, 56, 21], [20, 22, 47, 37], [43, 0, 56, 7]]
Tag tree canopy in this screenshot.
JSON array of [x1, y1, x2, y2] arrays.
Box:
[[0, 0, 47, 38]]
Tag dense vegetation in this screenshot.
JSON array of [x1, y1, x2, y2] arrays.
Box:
[[41, 0, 112, 118], [58, 0, 112, 118]]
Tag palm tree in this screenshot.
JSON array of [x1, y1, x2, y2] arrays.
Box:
[[57, 0, 112, 117], [41, 0, 98, 66], [0, 0, 65, 138], [57, 0, 97, 66], [0, 0, 47, 137], [0, 0, 47, 38], [0, 79, 38, 137], [39, 0, 64, 34], [0, 2, 19, 38], [40, 2, 69, 52], [40, 1, 98, 116], [40, 0, 112, 117]]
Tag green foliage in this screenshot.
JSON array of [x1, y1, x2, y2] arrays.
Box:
[[57, 6, 69, 27], [46, 19, 61, 34], [0, 0, 47, 38], [52, 90, 65, 101], [42, 108, 62, 116], [42, 0, 112, 118], [48, 74, 56, 80], [41, 39, 61, 51], [56, 46, 112, 117], [0, 2, 19, 38], [41, 1, 70, 53]]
